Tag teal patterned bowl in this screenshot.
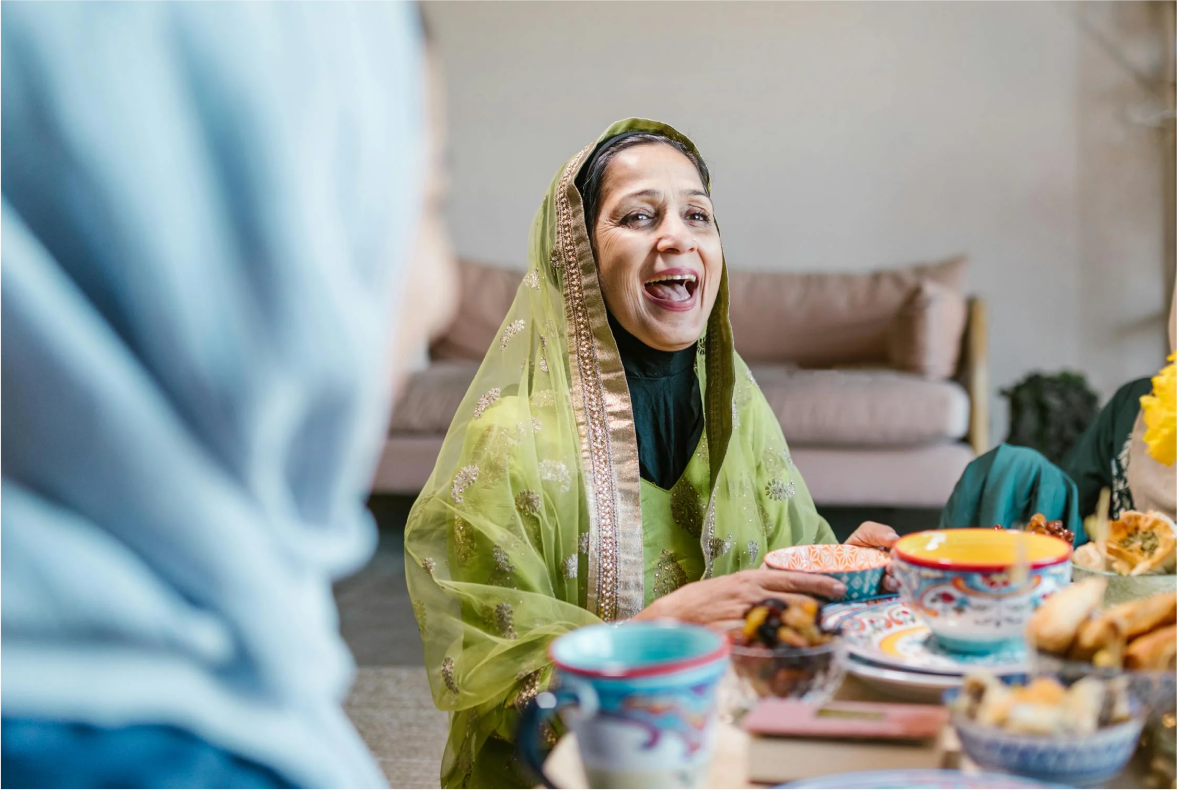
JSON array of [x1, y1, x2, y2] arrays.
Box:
[[765, 545, 889, 601]]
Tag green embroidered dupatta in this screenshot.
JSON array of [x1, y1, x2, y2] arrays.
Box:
[[404, 119, 834, 787]]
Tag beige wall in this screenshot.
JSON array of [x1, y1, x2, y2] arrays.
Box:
[[425, 1, 1172, 443]]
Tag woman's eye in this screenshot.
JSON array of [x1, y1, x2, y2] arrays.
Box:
[[686, 209, 711, 223], [622, 211, 653, 226]]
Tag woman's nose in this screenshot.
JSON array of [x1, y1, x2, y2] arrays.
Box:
[[655, 215, 697, 254]]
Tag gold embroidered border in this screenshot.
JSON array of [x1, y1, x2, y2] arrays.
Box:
[[554, 145, 645, 621]]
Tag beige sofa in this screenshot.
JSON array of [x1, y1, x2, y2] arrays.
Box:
[[373, 257, 988, 508]]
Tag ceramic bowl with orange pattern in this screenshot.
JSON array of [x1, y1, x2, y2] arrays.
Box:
[[764, 544, 890, 601]]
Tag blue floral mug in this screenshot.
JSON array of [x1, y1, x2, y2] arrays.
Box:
[[519, 620, 729, 789]]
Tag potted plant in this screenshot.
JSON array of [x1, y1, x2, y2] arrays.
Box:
[[1001, 371, 1100, 464]]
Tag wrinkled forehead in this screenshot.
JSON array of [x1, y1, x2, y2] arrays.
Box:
[[597, 144, 710, 205]]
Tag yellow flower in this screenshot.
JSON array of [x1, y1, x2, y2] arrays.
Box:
[[1140, 353, 1177, 466]]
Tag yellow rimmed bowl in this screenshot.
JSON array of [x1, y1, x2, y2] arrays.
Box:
[[892, 529, 1072, 653]]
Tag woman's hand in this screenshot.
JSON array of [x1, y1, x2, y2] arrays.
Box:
[[845, 521, 901, 593], [632, 568, 845, 631]]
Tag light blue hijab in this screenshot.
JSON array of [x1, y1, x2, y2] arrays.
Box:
[[1, 2, 423, 786]]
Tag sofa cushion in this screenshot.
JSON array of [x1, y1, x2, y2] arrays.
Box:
[[430, 260, 523, 361], [887, 279, 969, 379], [790, 443, 975, 508], [728, 256, 967, 368], [388, 360, 479, 433], [749, 365, 970, 446]]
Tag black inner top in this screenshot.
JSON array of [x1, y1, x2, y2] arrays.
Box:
[[608, 312, 703, 490]]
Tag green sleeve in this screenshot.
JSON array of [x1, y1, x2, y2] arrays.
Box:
[[1061, 378, 1152, 518]]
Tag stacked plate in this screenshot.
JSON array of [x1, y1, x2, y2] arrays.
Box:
[[822, 596, 1029, 703]]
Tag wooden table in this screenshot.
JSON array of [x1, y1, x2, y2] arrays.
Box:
[[546, 675, 1154, 788]]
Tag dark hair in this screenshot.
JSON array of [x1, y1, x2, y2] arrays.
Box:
[[576, 131, 711, 242]]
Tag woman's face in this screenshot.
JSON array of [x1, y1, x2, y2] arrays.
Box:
[[592, 143, 722, 352]]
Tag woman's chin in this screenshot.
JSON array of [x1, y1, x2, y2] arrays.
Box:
[[631, 318, 704, 352]]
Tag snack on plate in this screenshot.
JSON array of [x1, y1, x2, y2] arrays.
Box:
[[739, 598, 832, 650], [992, 514, 1074, 547], [952, 673, 1131, 736], [1123, 624, 1177, 671], [1027, 513, 1075, 546], [1029, 577, 1106, 654], [1105, 511, 1177, 576], [1031, 587, 1177, 671]]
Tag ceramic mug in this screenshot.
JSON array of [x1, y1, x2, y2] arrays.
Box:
[[519, 620, 729, 789]]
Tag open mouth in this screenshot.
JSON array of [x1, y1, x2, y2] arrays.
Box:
[[643, 272, 698, 310]]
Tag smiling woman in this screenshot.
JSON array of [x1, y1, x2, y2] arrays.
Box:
[[404, 118, 899, 788]]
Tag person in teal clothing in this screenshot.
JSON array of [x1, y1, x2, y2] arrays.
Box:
[[943, 291, 1176, 542]]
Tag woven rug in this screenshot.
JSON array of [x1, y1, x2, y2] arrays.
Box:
[[346, 667, 448, 788]]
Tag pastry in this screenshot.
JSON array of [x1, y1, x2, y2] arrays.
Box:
[[1106, 510, 1177, 576], [1124, 624, 1177, 671], [1069, 614, 1125, 664], [1029, 577, 1107, 654], [1073, 542, 1105, 572], [1104, 591, 1177, 640]]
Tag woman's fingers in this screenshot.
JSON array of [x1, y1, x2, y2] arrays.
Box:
[[755, 569, 846, 600], [846, 521, 901, 550]]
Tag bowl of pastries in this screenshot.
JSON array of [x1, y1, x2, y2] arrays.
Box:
[[1029, 577, 1176, 723], [1072, 509, 1176, 605], [946, 672, 1144, 786], [727, 597, 846, 703]]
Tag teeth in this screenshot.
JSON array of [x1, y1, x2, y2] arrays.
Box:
[[644, 274, 697, 285]]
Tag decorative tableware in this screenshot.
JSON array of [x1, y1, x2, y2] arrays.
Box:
[[833, 599, 1027, 675], [844, 655, 963, 703], [892, 529, 1072, 653], [519, 620, 729, 789], [1072, 563, 1177, 606], [944, 687, 1146, 787], [779, 768, 1067, 789], [727, 628, 846, 704], [765, 545, 889, 601]]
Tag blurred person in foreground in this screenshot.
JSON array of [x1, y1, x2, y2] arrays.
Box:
[[2, 2, 456, 787], [941, 287, 1176, 541]]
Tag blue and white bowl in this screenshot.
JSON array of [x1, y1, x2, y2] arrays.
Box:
[[944, 688, 1145, 787]]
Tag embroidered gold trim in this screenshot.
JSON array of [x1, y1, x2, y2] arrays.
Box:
[[495, 602, 518, 640], [538, 460, 571, 493], [561, 554, 578, 580], [514, 669, 543, 711], [653, 549, 689, 598], [670, 477, 704, 538], [472, 388, 501, 420], [451, 465, 479, 504], [554, 144, 645, 621], [500, 319, 526, 349], [453, 517, 474, 566], [441, 656, 459, 695], [514, 489, 541, 516]]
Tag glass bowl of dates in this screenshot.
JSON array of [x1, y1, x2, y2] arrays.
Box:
[[727, 597, 846, 703]]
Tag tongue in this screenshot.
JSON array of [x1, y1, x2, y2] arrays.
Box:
[[646, 281, 691, 302]]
